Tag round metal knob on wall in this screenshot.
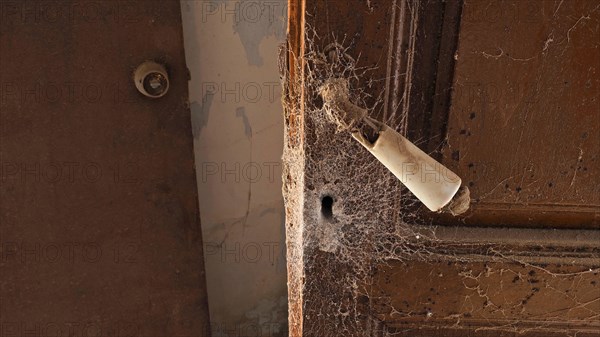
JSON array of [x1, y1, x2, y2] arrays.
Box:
[[134, 61, 170, 98]]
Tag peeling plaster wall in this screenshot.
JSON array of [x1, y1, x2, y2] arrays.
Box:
[[181, 1, 288, 336]]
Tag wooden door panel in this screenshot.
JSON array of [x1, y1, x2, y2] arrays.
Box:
[[0, 1, 210, 336], [439, 0, 600, 229], [373, 260, 599, 336], [282, 0, 600, 336]]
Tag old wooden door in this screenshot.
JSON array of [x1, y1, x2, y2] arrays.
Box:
[[0, 1, 210, 336], [282, 0, 599, 336]]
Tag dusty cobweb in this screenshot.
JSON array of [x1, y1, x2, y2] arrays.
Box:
[[281, 21, 599, 337]]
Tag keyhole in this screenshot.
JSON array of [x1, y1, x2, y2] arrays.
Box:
[[321, 195, 334, 219]]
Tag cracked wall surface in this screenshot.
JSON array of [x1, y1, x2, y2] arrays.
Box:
[[181, 1, 289, 336]]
